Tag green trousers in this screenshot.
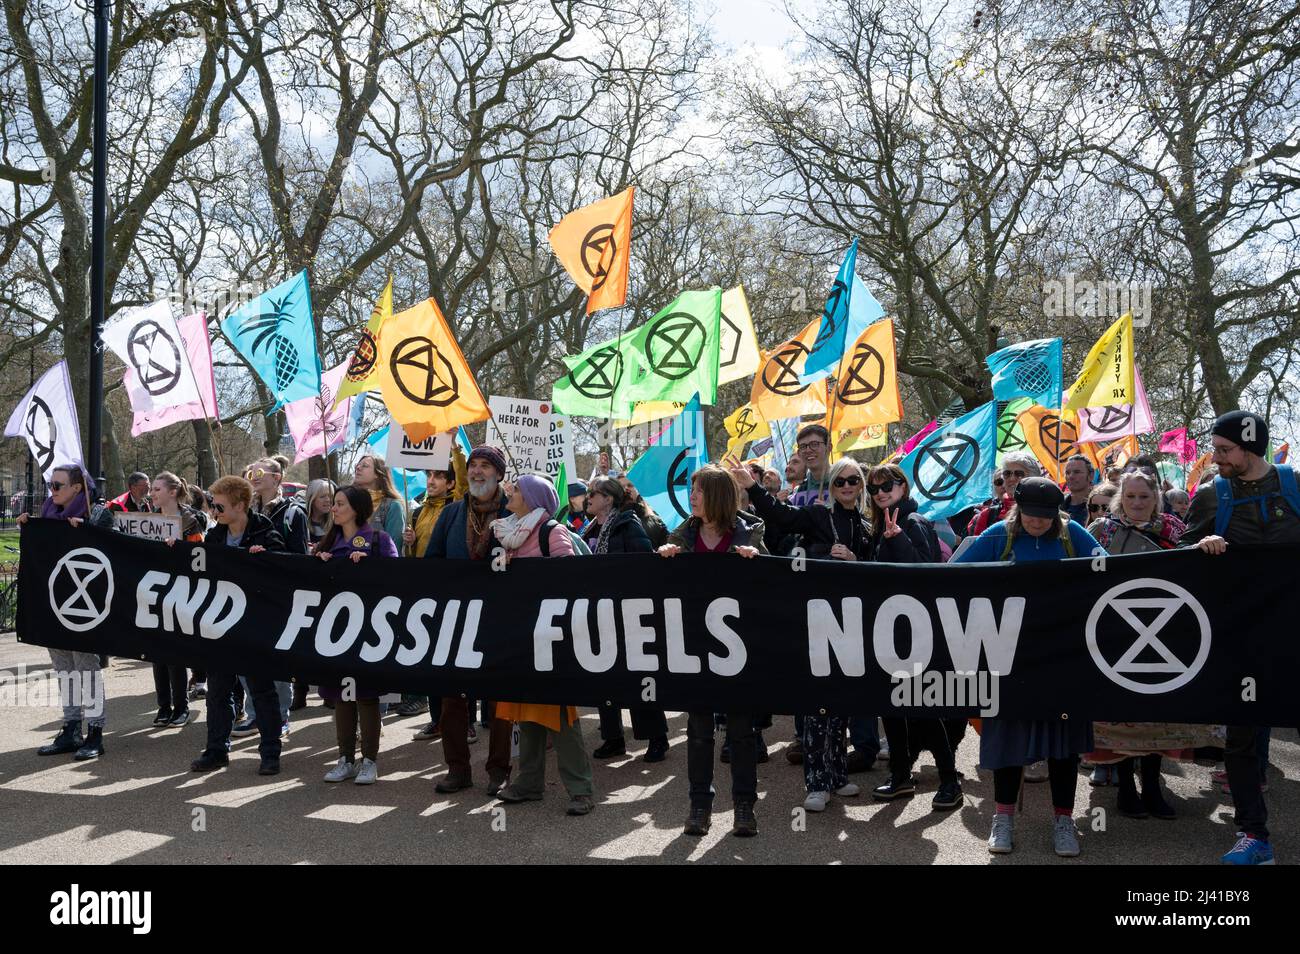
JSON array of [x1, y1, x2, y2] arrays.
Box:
[[512, 716, 595, 798]]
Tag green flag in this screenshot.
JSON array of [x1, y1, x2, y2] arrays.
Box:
[[552, 461, 571, 522], [996, 397, 1033, 463], [551, 329, 640, 418], [624, 288, 722, 406]]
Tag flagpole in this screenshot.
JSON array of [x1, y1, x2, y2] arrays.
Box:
[[86, 0, 109, 498]]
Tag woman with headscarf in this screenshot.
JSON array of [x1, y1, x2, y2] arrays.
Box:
[[315, 485, 399, 786], [491, 474, 597, 816], [18, 464, 115, 760]]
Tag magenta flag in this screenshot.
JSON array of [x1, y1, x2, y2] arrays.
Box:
[[890, 419, 937, 459], [131, 313, 217, 436], [1158, 427, 1198, 464], [285, 361, 352, 463]]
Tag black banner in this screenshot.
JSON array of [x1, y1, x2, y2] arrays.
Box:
[[16, 520, 1300, 721]]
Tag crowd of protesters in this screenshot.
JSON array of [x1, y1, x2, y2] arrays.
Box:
[[19, 408, 1297, 865]]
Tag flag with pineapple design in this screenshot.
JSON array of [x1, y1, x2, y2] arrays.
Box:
[[221, 270, 323, 410]]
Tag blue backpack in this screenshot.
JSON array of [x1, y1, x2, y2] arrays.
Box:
[[1213, 464, 1300, 536]]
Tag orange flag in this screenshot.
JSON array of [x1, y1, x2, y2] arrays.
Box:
[[1096, 434, 1140, 471], [826, 319, 903, 432], [1185, 450, 1213, 492], [1017, 404, 1084, 481], [548, 187, 634, 314], [749, 317, 827, 421], [376, 297, 490, 443]]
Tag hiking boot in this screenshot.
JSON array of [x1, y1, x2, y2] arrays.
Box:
[[37, 721, 83, 756], [683, 806, 711, 836], [73, 726, 105, 760], [732, 801, 758, 837]]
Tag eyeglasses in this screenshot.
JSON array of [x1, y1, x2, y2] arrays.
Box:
[[796, 440, 825, 451], [590, 490, 608, 498], [832, 475, 861, 488], [249, 467, 280, 480], [49, 481, 66, 491], [1002, 469, 1028, 479], [867, 478, 898, 495]]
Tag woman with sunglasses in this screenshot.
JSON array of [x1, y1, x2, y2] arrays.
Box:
[[18, 464, 116, 760], [966, 452, 1041, 537], [729, 456, 868, 814], [862, 464, 968, 811], [954, 477, 1101, 858], [315, 486, 400, 786], [1084, 471, 1208, 818]]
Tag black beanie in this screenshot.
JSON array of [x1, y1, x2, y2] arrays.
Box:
[[1211, 411, 1269, 457]]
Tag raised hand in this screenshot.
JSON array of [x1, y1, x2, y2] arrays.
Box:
[[723, 454, 755, 488], [882, 508, 902, 539]]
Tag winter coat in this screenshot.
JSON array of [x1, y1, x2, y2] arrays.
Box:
[[746, 483, 867, 560], [667, 509, 768, 554], [205, 511, 286, 551], [586, 507, 653, 554], [870, 496, 941, 564]]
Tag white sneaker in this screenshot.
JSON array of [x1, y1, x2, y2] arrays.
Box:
[[835, 782, 861, 797], [803, 791, 830, 812], [1024, 760, 1048, 782], [323, 757, 358, 783], [988, 813, 1014, 854], [354, 758, 379, 785]]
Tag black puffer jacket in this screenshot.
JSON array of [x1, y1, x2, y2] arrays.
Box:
[[258, 496, 308, 554], [205, 511, 286, 551], [869, 495, 940, 563], [586, 506, 653, 554], [746, 483, 868, 560]]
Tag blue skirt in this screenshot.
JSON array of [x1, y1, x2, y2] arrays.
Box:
[[979, 718, 1094, 770]]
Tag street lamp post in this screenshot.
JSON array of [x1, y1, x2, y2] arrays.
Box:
[[86, 0, 109, 499]]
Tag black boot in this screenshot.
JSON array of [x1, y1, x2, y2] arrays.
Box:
[[1116, 759, 1148, 818], [74, 726, 105, 760], [38, 721, 83, 756], [1139, 754, 1175, 819], [289, 681, 309, 712]]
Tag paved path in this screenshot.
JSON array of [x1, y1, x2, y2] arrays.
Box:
[[0, 635, 1294, 864]]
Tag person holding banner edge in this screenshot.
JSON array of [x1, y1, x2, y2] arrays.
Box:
[[149, 471, 206, 729], [1179, 410, 1300, 866], [18, 464, 115, 761]]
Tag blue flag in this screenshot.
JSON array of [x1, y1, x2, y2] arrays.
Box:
[[626, 394, 707, 531], [456, 426, 473, 457], [365, 424, 428, 499], [801, 274, 882, 384], [345, 391, 368, 445], [221, 270, 322, 410], [985, 338, 1063, 408], [898, 400, 997, 521], [803, 240, 865, 380], [766, 416, 800, 478]]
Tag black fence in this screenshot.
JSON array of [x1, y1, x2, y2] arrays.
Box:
[[0, 562, 17, 633]]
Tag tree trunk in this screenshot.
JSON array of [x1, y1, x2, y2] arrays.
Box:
[[102, 402, 123, 498], [192, 418, 218, 487]]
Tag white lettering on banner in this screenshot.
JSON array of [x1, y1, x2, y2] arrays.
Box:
[[807, 596, 1024, 678], [532, 598, 743, 675], [488, 395, 577, 483], [113, 512, 181, 541], [384, 420, 452, 470], [135, 572, 245, 638]]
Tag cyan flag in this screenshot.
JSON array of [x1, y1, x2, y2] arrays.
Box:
[[801, 274, 882, 385], [345, 391, 368, 445], [221, 270, 322, 410], [365, 424, 428, 499], [898, 400, 997, 521], [626, 394, 706, 530], [803, 240, 868, 380], [456, 426, 473, 458], [986, 338, 1063, 408]]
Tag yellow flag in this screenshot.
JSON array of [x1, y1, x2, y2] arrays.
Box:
[[719, 286, 761, 386], [376, 297, 490, 443], [723, 401, 771, 459], [1064, 312, 1135, 410], [334, 275, 393, 408], [749, 317, 826, 420], [1017, 404, 1083, 481], [827, 319, 903, 432], [548, 187, 634, 315], [835, 423, 888, 455], [615, 400, 686, 428]]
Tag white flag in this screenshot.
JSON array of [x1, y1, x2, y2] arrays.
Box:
[[103, 300, 201, 412], [4, 361, 85, 481]]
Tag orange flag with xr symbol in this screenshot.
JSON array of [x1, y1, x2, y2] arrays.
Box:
[[549, 188, 635, 315]]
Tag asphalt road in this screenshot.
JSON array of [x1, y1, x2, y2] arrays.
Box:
[[0, 634, 1294, 864]]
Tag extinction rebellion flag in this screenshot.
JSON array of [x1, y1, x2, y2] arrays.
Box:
[[18, 520, 1300, 723]]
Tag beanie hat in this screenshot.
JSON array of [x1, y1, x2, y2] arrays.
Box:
[[1014, 476, 1065, 519], [517, 473, 559, 517], [567, 481, 588, 500], [468, 445, 507, 479], [1211, 411, 1269, 457]]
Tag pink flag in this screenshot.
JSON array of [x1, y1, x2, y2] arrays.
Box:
[[1158, 428, 1187, 453], [890, 419, 937, 459], [131, 313, 217, 436], [1076, 365, 1153, 440], [285, 361, 352, 464]]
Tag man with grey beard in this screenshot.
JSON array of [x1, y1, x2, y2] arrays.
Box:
[[424, 445, 514, 795]]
